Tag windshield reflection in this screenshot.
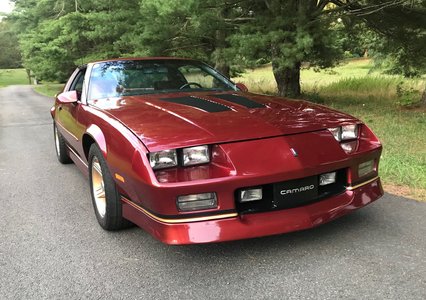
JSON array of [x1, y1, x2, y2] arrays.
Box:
[[88, 60, 236, 101]]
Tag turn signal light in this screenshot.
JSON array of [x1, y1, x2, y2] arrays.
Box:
[[358, 160, 375, 178]]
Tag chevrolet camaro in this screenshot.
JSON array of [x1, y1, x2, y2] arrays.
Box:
[[51, 57, 383, 244]]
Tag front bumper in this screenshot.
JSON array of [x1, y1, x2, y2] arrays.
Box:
[[122, 176, 383, 244]]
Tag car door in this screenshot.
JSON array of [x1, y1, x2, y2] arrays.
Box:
[[55, 68, 86, 151]]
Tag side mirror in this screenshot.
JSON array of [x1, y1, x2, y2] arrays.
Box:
[[236, 83, 248, 92], [57, 90, 78, 104]]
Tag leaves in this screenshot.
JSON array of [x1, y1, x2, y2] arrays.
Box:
[[0, 21, 22, 68], [4, 0, 424, 89]]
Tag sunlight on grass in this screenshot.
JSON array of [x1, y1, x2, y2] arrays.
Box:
[[33, 83, 64, 97], [0, 69, 29, 87], [235, 58, 424, 95]]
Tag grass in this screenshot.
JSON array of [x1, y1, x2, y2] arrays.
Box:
[[33, 83, 64, 97], [0, 69, 29, 87], [235, 58, 423, 93], [236, 59, 426, 201], [0, 69, 63, 97]]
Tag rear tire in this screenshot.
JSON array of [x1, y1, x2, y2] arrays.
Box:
[[88, 143, 131, 230], [54, 122, 72, 164]]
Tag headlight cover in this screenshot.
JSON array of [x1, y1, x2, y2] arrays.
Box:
[[149, 149, 178, 170], [341, 124, 358, 140], [182, 145, 210, 166], [328, 124, 359, 142]]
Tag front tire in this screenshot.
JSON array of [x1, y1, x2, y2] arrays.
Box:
[[53, 122, 72, 164], [88, 143, 131, 230]]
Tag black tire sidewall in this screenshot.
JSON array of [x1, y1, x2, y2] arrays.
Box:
[[53, 122, 72, 164], [88, 143, 124, 230]]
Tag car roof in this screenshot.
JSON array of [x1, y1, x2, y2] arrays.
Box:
[[90, 57, 196, 64]]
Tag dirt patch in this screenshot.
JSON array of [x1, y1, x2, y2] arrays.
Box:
[[383, 184, 426, 202]]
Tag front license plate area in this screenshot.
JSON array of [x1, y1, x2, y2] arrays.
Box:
[[272, 176, 318, 209]]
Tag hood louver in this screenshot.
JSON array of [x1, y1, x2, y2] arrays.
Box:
[[159, 96, 231, 113]]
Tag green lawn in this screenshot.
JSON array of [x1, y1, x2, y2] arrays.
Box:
[[236, 59, 426, 201], [0, 68, 63, 96], [0, 69, 29, 87], [236, 58, 424, 94], [33, 83, 64, 97]]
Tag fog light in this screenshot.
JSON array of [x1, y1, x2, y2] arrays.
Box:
[[358, 160, 375, 177], [239, 188, 262, 202], [177, 193, 217, 211], [319, 172, 336, 186]]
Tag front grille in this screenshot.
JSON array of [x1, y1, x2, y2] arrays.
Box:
[[235, 169, 347, 214]]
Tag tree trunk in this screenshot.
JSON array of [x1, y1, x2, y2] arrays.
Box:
[[214, 7, 231, 79], [25, 69, 31, 85], [272, 61, 301, 98], [363, 49, 368, 58], [215, 61, 230, 78], [214, 26, 230, 78], [421, 84, 426, 107]]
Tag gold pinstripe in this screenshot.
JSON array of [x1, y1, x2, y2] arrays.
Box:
[[346, 176, 379, 191], [121, 196, 238, 224]]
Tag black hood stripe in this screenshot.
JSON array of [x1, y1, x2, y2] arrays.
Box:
[[159, 96, 231, 113], [210, 94, 265, 108]]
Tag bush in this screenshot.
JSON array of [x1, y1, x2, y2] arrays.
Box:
[[396, 81, 422, 107]]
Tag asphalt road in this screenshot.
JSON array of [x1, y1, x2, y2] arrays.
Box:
[[0, 85, 425, 300]]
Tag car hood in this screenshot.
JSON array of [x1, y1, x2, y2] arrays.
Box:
[[93, 91, 359, 152]]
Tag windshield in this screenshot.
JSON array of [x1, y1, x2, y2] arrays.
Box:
[[87, 60, 236, 101]]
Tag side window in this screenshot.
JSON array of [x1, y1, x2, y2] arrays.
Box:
[[70, 70, 86, 99]]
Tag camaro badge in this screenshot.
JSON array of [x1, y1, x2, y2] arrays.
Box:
[[280, 184, 315, 195], [290, 148, 298, 157]]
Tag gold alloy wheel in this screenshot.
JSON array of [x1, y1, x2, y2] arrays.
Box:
[[91, 157, 106, 218], [54, 126, 60, 155]]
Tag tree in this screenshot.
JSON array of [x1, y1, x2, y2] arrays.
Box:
[[230, 0, 421, 98], [8, 0, 423, 95], [0, 13, 23, 79], [130, 0, 246, 77], [231, 1, 346, 97], [357, 0, 426, 105], [10, 0, 141, 81], [0, 21, 22, 68]]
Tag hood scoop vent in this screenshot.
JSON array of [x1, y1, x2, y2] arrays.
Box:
[[159, 96, 231, 113], [210, 94, 265, 109]]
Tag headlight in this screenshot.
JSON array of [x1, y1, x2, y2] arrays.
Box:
[[341, 124, 358, 140], [328, 127, 341, 141], [328, 124, 359, 142], [182, 145, 210, 166], [149, 149, 178, 170]]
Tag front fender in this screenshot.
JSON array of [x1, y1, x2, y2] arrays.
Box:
[[50, 105, 55, 119], [85, 124, 107, 158]]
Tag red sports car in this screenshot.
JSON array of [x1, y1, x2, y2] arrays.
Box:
[[51, 57, 383, 244]]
